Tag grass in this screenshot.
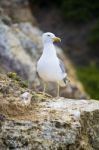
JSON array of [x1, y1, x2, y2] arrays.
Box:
[[76, 65, 99, 100]]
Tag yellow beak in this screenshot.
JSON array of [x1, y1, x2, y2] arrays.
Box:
[[53, 37, 61, 42]]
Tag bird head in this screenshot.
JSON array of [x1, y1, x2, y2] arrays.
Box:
[[42, 32, 61, 44]]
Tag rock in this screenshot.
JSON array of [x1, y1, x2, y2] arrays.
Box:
[[0, 0, 37, 25], [0, 74, 99, 150], [20, 91, 32, 106], [0, 22, 37, 81], [0, 21, 87, 98]]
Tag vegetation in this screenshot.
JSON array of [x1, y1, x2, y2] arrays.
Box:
[[7, 72, 28, 88], [87, 21, 99, 55], [76, 65, 99, 99], [61, 0, 99, 22], [31, 0, 99, 22]]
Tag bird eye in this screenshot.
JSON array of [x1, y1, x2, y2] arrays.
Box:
[[47, 35, 50, 37]]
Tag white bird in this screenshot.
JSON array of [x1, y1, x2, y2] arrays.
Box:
[[37, 32, 67, 97]]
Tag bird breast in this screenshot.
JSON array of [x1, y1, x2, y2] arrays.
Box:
[[37, 55, 64, 82]]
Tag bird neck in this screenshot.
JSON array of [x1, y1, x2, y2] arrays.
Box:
[[43, 42, 56, 57]]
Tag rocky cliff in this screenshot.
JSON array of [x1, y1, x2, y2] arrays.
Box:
[[0, 73, 99, 150]]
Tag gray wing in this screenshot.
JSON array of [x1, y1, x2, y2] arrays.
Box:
[[59, 58, 67, 84], [59, 58, 66, 73]]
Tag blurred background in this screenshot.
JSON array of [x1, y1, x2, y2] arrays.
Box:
[[0, 0, 99, 99]]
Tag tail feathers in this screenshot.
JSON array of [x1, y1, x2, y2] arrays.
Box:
[[59, 77, 67, 87], [63, 77, 67, 84]]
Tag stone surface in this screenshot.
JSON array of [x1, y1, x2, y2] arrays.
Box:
[[0, 73, 99, 150], [0, 21, 87, 98], [0, 0, 37, 25]]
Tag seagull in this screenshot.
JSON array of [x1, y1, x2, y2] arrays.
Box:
[[37, 32, 67, 97]]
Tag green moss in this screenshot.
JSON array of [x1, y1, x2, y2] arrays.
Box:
[[20, 81, 28, 88], [7, 72, 21, 81], [7, 72, 28, 88], [76, 66, 99, 100]]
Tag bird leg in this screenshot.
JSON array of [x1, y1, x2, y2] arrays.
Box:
[[43, 82, 46, 96], [57, 82, 60, 97], [36, 82, 52, 98], [43, 82, 52, 97]]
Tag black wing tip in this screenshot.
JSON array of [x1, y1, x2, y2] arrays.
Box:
[[63, 77, 70, 85]]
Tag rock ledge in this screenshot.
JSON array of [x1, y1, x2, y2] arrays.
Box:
[[0, 74, 99, 149]]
